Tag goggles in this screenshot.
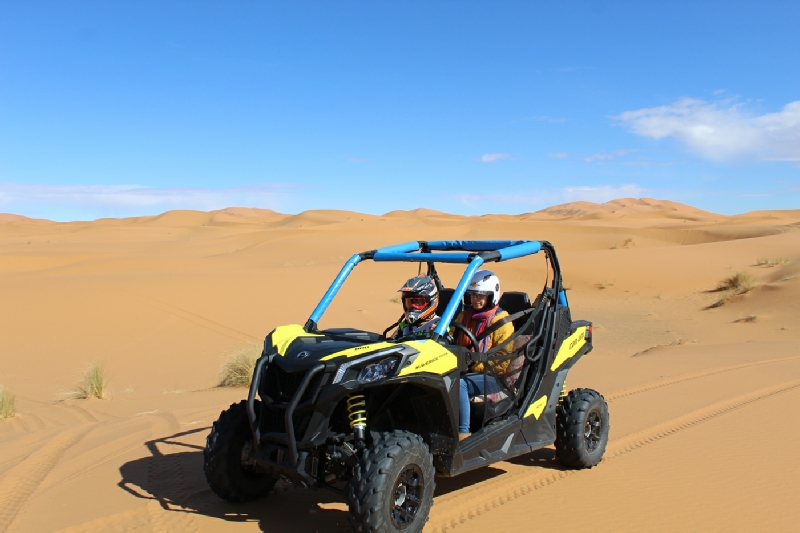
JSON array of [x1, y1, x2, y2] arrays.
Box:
[[465, 291, 491, 300], [402, 296, 429, 311]]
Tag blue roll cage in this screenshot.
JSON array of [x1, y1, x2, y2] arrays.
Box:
[[305, 240, 567, 338]]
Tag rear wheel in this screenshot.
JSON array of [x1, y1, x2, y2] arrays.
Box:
[[204, 400, 277, 502], [347, 431, 435, 532], [555, 388, 609, 468]]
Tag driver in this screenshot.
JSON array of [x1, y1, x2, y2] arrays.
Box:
[[454, 270, 514, 440], [391, 275, 440, 339]]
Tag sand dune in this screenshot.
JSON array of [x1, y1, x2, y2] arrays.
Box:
[[1, 199, 799, 532]]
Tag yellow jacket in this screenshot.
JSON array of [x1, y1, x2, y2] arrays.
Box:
[[453, 309, 515, 375]]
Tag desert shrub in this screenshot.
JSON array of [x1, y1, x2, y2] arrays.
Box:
[[389, 296, 402, 304], [707, 293, 729, 308], [756, 257, 789, 267], [72, 363, 107, 399], [715, 271, 756, 293], [218, 344, 262, 388], [0, 386, 15, 419], [735, 315, 758, 323], [597, 280, 614, 290]]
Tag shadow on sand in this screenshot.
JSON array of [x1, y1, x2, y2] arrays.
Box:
[[118, 428, 562, 532]]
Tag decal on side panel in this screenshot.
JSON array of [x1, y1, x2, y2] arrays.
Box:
[[550, 326, 587, 371], [525, 394, 548, 419], [397, 340, 457, 376]]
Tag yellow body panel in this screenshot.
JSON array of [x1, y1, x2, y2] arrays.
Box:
[[550, 326, 587, 371], [397, 340, 458, 377], [320, 341, 397, 361], [525, 394, 548, 419], [271, 324, 322, 356]]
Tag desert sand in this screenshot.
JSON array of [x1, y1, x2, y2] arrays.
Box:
[[1, 197, 799, 532]]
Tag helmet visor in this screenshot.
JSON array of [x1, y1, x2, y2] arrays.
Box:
[[402, 296, 428, 311]]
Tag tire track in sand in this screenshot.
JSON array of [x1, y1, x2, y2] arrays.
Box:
[[606, 355, 800, 401], [428, 379, 800, 532], [0, 425, 92, 533]]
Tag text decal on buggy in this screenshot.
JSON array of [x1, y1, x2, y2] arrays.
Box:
[[550, 326, 588, 371], [397, 341, 457, 376], [272, 324, 322, 355], [320, 341, 397, 360], [524, 394, 548, 419]]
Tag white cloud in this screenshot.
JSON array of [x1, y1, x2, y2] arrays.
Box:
[[584, 149, 636, 162], [0, 183, 296, 220], [617, 98, 800, 161], [480, 153, 511, 163], [561, 184, 648, 203], [546, 152, 569, 159]]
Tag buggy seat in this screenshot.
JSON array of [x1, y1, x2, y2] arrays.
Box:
[[469, 291, 535, 424]]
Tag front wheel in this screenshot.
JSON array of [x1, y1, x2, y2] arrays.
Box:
[[555, 388, 610, 468], [204, 400, 277, 502], [347, 431, 436, 533]]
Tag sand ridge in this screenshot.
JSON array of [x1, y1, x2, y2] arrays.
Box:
[[1, 198, 799, 532]]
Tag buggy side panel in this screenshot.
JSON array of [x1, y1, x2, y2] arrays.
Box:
[[550, 324, 589, 371], [397, 340, 458, 377], [519, 319, 593, 447]]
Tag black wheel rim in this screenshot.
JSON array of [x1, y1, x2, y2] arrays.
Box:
[[390, 464, 423, 529], [584, 410, 603, 452]]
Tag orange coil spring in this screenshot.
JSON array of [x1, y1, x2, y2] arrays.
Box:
[[347, 394, 367, 429]]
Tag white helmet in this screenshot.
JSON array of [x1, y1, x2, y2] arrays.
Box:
[[466, 269, 500, 307]]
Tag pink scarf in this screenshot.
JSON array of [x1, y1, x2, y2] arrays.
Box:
[[458, 305, 499, 351]]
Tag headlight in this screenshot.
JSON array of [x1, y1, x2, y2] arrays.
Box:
[[358, 357, 399, 383], [332, 346, 405, 384]]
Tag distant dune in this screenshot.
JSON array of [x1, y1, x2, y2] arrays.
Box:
[[1, 198, 799, 532]]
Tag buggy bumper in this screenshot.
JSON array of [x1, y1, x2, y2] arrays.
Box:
[[246, 353, 327, 472], [252, 441, 316, 487]]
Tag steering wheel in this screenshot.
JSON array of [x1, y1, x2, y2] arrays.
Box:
[[449, 322, 479, 352]]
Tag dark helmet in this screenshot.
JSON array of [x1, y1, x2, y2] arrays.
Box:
[[398, 275, 439, 325]]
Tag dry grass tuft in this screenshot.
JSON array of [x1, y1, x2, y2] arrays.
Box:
[[0, 385, 16, 419], [631, 338, 694, 357], [706, 271, 759, 309], [72, 363, 107, 399], [218, 344, 262, 388], [715, 271, 756, 293], [756, 257, 789, 267], [735, 314, 758, 323], [610, 238, 635, 250], [597, 280, 615, 290], [389, 296, 402, 304]]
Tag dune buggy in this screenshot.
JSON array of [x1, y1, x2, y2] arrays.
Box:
[[204, 240, 609, 532]]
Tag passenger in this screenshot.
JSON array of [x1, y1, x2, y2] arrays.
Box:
[[391, 275, 440, 339], [454, 270, 514, 440]]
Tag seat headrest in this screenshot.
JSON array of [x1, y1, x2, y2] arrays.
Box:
[[498, 291, 531, 315], [436, 288, 462, 317]]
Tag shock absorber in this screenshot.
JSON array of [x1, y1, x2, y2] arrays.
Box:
[[347, 394, 367, 441], [559, 380, 568, 404]]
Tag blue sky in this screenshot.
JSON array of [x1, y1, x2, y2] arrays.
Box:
[[1, 1, 799, 221]]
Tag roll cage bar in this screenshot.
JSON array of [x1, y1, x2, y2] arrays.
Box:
[[304, 240, 568, 339]]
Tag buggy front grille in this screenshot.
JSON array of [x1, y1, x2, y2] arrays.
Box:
[[263, 364, 306, 402], [259, 405, 314, 439]]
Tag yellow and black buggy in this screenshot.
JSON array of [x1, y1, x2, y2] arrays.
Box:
[[204, 240, 609, 532]]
